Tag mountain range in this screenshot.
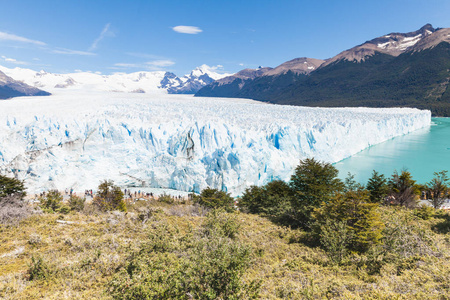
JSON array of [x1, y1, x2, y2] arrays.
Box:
[[0, 64, 231, 98], [196, 24, 450, 116], [0, 70, 50, 99]]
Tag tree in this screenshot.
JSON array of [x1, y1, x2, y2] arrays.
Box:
[[289, 158, 343, 228], [0, 175, 26, 199], [40, 190, 63, 212], [343, 172, 364, 192], [193, 187, 235, 212], [366, 170, 389, 203], [387, 170, 419, 208], [313, 189, 384, 253], [68, 195, 86, 212], [426, 170, 449, 209], [94, 180, 126, 212], [239, 180, 292, 219]]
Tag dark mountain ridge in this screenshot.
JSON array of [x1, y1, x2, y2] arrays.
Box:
[[196, 24, 450, 116]]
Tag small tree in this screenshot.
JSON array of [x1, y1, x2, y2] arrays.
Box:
[[366, 170, 389, 203], [319, 219, 352, 264], [0, 175, 26, 199], [193, 187, 235, 212], [240, 180, 292, 219], [94, 180, 126, 212], [68, 195, 86, 212], [313, 189, 384, 253], [40, 190, 63, 212], [388, 170, 418, 208], [289, 158, 343, 228], [426, 170, 449, 209], [343, 172, 364, 192]]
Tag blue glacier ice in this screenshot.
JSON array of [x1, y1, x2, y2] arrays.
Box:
[[0, 91, 431, 195]]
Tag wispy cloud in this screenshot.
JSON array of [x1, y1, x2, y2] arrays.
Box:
[[89, 23, 114, 51], [0, 31, 46, 46], [114, 59, 175, 71], [52, 48, 96, 56], [172, 25, 202, 34], [147, 60, 175, 67], [114, 63, 140, 68], [126, 52, 165, 60], [1, 55, 27, 65]]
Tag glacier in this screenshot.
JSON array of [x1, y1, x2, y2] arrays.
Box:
[[0, 91, 431, 195]]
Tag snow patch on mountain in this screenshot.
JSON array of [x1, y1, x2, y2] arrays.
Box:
[[0, 91, 431, 195]]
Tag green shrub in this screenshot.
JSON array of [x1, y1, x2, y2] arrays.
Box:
[[189, 236, 260, 299], [27, 256, 52, 281], [158, 193, 175, 204], [193, 187, 235, 212], [68, 195, 86, 211], [414, 205, 435, 220], [319, 219, 352, 264], [240, 180, 293, 224], [289, 158, 343, 229], [40, 190, 63, 212], [0, 175, 26, 199], [108, 210, 259, 299], [93, 180, 126, 212], [313, 189, 384, 253], [203, 209, 241, 239]]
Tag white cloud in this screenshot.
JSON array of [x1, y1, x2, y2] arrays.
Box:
[[114, 60, 175, 71], [89, 23, 114, 51], [146, 60, 175, 67], [239, 63, 244, 66], [114, 63, 140, 68], [208, 64, 224, 70], [1, 55, 27, 65], [0, 31, 46, 46], [127, 52, 165, 59], [52, 48, 96, 56], [172, 25, 202, 34]]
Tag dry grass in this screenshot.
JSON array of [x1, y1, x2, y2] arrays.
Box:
[[0, 202, 449, 299]]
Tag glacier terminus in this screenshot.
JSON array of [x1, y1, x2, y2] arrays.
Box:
[[0, 91, 431, 195]]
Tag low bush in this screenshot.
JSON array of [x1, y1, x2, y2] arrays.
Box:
[[0, 195, 31, 225], [93, 180, 126, 212], [39, 190, 63, 213], [68, 195, 86, 211], [108, 209, 260, 299], [27, 256, 52, 281], [193, 187, 235, 212]]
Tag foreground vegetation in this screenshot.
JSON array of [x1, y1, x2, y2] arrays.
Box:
[[0, 160, 450, 299]]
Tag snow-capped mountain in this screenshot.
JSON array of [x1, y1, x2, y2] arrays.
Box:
[[164, 64, 232, 94], [0, 64, 232, 95], [0, 70, 50, 99], [321, 24, 437, 67]]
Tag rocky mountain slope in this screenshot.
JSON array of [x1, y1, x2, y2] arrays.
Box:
[[196, 58, 324, 98], [196, 24, 450, 116], [0, 70, 50, 99]]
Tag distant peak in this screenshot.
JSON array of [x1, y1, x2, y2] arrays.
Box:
[[420, 23, 434, 31]]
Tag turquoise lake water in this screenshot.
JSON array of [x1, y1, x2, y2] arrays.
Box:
[[333, 118, 450, 185]]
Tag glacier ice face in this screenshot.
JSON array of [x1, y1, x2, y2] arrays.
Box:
[[0, 91, 431, 195]]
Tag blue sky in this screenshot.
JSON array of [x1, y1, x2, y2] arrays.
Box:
[[1, 0, 449, 76]]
